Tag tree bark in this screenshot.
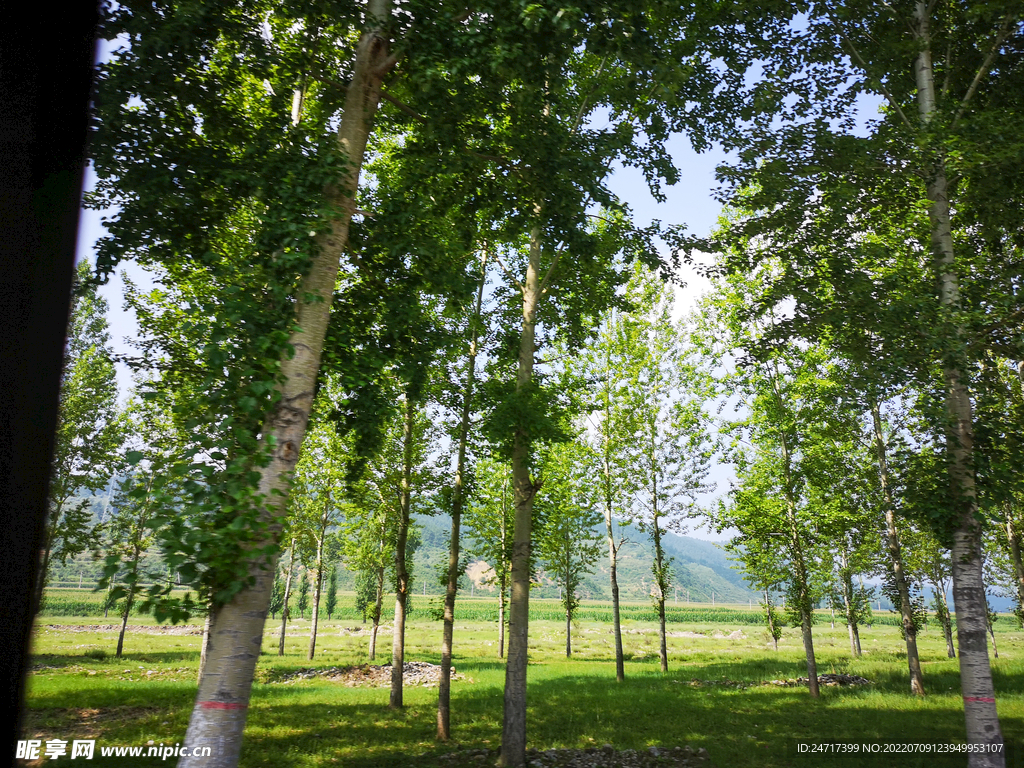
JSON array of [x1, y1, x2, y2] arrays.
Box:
[[307, 525, 326, 661], [198, 608, 214, 684], [652, 517, 668, 674], [437, 253, 486, 740], [840, 547, 860, 657], [913, 5, 1003, 762], [115, 580, 135, 659], [499, 223, 543, 768], [177, 5, 392, 764], [764, 590, 778, 652], [278, 539, 296, 656], [872, 402, 924, 693], [390, 395, 414, 709], [600, 339, 626, 682], [370, 565, 384, 661], [1005, 507, 1024, 626], [780, 431, 818, 698], [498, 571, 507, 659]]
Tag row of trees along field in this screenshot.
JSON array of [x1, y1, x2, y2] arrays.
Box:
[[52, 2, 1023, 767]]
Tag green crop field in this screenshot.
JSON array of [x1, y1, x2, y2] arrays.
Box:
[[20, 594, 1024, 767]]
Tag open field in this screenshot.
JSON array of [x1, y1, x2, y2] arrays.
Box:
[[21, 596, 1024, 767]]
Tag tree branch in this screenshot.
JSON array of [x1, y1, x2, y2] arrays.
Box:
[[491, 248, 525, 295], [953, 14, 1016, 128], [539, 246, 563, 295], [380, 89, 427, 122], [837, 27, 914, 131]]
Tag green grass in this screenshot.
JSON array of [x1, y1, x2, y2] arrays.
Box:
[[22, 600, 1024, 767]]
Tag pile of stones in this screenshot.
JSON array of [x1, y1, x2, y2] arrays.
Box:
[[768, 673, 872, 687], [274, 661, 467, 687]]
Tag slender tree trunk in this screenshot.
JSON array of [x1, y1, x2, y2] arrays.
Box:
[[840, 548, 860, 657], [278, 539, 296, 657], [499, 223, 543, 768], [115, 579, 136, 659], [34, 516, 57, 616], [307, 529, 325, 661], [600, 347, 626, 682], [1005, 508, 1024, 625], [370, 565, 384, 661], [177, 8, 393, 763], [932, 570, 957, 658], [872, 402, 924, 693], [565, 597, 572, 659], [198, 607, 214, 685], [764, 590, 778, 652], [605, 491, 625, 681], [437, 252, 486, 740], [652, 517, 668, 674], [390, 396, 414, 709], [780, 433, 818, 698], [912, 6, 1003, 762], [498, 572, 507, 659]]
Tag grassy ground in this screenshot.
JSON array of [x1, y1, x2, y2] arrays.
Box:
[[21, 596, 1024, 767]]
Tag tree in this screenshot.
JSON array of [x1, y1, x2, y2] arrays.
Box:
[[464, 457, 516, 659], [41, 260, 121, 613], [296, 571, 309, 620], [535, 440, 603, 658], [90, 2, 475, 762], [100, 393, 183, 658], [269, 574, 284, 621], [325, 565, 338, 621], [289, 404, 348, 660], [699, 273, 847, 698], [437, 249, 489, 739], [687, 2, 1024, 756], [277, 537, 297, 656], [618, 269, 715, 673]]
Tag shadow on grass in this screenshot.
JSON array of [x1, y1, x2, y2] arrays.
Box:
[[228, 658, 1024, 768], [25, 655, 1024, 768]]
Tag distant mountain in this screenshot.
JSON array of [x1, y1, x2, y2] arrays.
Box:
[[409, 514, 756, 604]]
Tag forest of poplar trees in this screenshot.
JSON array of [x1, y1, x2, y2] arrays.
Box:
[[25, 2, 1024, 768]]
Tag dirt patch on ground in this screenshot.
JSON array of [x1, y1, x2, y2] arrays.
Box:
[[677, 673, 872, 691], [22, 706, 160, 740], [40, 624, 204, 635], [268, 661, 471, 687]]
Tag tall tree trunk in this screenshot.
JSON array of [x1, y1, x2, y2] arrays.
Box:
[[115, 577, 136, 659], [177, 7, 393, 764], [437, 252, 486, 740], [390, 396, 414, 709], [652, 517, 668, 674], [499, 223, 543, 768], [1005, 507, 1024, 625], [278, 539, 296, 656], [307, 528, 325, 661], [498, 571, 507, 659], [33, 513, 57, 616], [913, 5, 1003, 762], [931, 567, 956, 658], [840, 547, 860, 657], [872, 402, 924, 693], [780, 432, 818, 698], [370, 564, 384, 661], [600, 348, 626, 682], [604, 478, 625, 681], [764, 590, 778, 652], [198, 607, 214, 684], [565, 589, 572, 659]]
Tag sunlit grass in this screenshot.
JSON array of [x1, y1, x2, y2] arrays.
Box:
[[23, 602, 1024, 767]]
